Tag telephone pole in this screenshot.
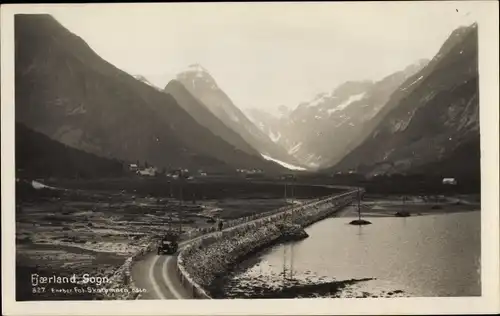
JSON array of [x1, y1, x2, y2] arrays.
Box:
[[179, 176, 183, 206], [357, 187, 361, 221], [284, 182, 288, 224]]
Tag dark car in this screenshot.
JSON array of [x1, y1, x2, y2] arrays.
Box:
[[157, 234, 179, 255]]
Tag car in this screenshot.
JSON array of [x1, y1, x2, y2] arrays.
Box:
[[157, 234, 179, 255]]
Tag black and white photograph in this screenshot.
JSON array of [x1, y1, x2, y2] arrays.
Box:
[[1, 2, 499, 315]]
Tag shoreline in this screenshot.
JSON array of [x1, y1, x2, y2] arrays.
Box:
[[177, 192, 358, 298], [217, 208, 481, 299]]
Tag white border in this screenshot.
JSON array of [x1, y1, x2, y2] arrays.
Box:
[[2, 2, 499, 315]]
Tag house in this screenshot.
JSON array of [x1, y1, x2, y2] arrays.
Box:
[[129, 164, 138, 172], [442, 178, 457, 185], [137, 167, 157, 177]]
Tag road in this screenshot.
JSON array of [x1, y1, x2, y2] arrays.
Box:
[[131, 247, 191, 299], [132, 212, 282, 300], [131, 188, 359, 300]]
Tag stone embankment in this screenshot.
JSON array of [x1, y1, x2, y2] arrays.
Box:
[[100, 238, 157, 300], [177, 189, 359, 298]]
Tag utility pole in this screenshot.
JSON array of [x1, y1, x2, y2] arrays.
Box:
[[179, 177, 183, 206], [282, 179, 288, 286], [290, 177, 295, 224], [284, 182, 287, 200], [283, 245, 287, 285], [284, 182, 287, 224], [357, 187, 361, 221]]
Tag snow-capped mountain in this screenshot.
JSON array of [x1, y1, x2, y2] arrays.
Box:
[[173, 64, 303, 168], [15, 15, 286, 173], [134, 75, 162, 91], [246, 59, 429, 169], [331, 23, 479, 178]]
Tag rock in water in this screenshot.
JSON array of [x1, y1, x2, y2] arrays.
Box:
[[348, 219, 372, 225], [276, 223, 309, 241]]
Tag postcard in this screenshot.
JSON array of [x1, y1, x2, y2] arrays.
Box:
[[1, 2, 499, 315]]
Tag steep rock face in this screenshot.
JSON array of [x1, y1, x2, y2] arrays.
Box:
[[246, 60, 428, 169], [15, 14, 283, 173], [134, 75, 162, 91], [245, 107, 287, 148], [330, 24, 479, 178], [173, 64, 302, 168], [164, 80, 261, 157]]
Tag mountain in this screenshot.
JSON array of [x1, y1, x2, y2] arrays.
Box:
[[16, 122, 124, 179], [245, 108, 285, 146], [330, 23, 479, 179], [134, 75, 161, 91], [164, 80, 260, 157], [246, 60, 428, 169], [173, 64, 303, 168], [15, 14, 285, 174]]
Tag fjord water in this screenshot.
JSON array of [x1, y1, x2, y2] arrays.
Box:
[[233, 209, 481, 297]]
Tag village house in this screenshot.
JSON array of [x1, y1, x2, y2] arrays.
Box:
[[129, 163, 138, 172], [137, 166, 157, 177], [442, 178, 457, 185]]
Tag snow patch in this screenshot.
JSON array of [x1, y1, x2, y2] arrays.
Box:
[[401, 76, 424, 91], [328, 92, 366, 115], [308, 92, 332, 107], [288, 142, 302, 155], [335, 117, 350, 128], [261, 154, 306, 171], [269, 131, 281, 143], [304, 153, 322, 166], [185, 63, 208, 74]]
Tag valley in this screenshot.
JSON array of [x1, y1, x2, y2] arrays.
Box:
[[11, 10, 483, 302], [15, 176, 340, 300]]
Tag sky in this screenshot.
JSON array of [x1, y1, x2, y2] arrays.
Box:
[[44, 2, 478, 115]]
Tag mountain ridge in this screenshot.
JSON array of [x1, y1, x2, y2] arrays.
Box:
[[329, 23, 479, 179], [15, 14, 285, 174], [173, 64, 304, 168], [164, 79, 262, 157], [245, 59, 429, 169]]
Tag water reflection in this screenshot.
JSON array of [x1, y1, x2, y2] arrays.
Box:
[[227, 209, 481, 297]]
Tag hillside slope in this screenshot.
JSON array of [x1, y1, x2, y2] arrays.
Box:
[[174, 64, 302, 168], [246, 60, 428, 169], [16, 122, 124, 179], [164, 80, 261, 157], [15, 14, 284, 173], [330, 23, 479, 180]]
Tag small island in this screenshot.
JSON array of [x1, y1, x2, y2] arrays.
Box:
[[395, 211, 411, 217], [349, 219, 372, 225], [348, 188, 372, 225]]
